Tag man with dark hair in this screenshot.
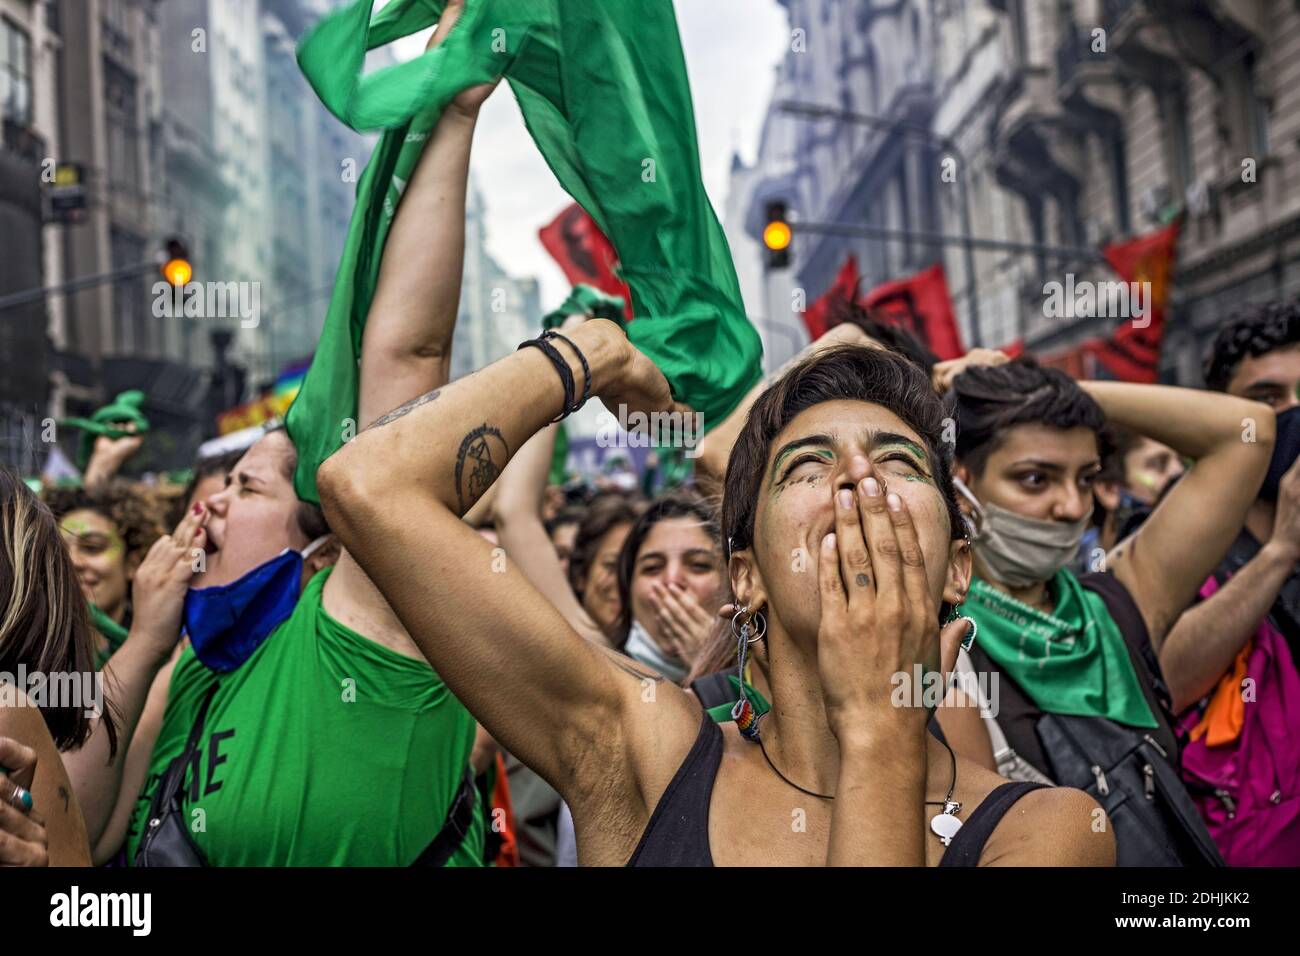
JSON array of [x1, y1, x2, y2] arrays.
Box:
[[1202, 298, 1300, 398], [1158, 299, 1300, 864], [1077, 426, 1185, 571]]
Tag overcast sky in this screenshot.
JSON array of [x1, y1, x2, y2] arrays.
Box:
[[384, 1, 789, 307]]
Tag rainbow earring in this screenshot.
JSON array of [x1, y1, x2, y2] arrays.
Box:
[[729, 605, 767, 740]]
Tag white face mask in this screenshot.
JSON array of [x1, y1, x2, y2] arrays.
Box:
[[624, 619, 689, 683], [952, 477, 1091, 588]]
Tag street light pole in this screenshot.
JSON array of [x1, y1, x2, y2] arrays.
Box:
[[775, 100, 986, 347]]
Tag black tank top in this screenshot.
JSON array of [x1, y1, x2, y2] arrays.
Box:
[[627, 712, 1047, 866]]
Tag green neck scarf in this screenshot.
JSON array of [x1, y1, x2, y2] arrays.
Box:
[[88, 603, 129, 669], [960, 569, 1157, 728]]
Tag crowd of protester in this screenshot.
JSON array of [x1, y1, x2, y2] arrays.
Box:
[[3, 18, 1299, 866]]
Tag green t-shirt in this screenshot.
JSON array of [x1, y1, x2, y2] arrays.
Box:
[[125, 568, 483, 866]]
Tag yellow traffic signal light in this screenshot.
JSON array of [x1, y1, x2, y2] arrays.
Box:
[[763, 220, 792, 252], [762, 201, 791, 269], [162, 258, 193, 286], [160, 237, 192, 286]]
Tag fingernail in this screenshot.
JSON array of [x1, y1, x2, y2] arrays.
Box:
[[887, 492, 902, 511], [837, 489, 853, 509], [824, 532, 836, 548], [863, 477, 880, 497], [192, 503, 203, 515]]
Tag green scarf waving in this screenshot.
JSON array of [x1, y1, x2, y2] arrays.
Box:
[[287, 0, 762, 505], [959, 569, 1158, 728], [60, 390, 150, 470]]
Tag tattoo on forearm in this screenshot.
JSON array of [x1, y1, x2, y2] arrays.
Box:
[[454, 423, 508, 513], [365, 388, 442, 432]]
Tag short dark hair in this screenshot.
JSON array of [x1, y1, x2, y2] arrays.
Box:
[[723, 344, 964, 563], [952, 357, 1105, 477], [566, 492, 644, 599], [613, 490, 722, 648], [1095, 424, 1139, 486], [829, 298, 940, 375], [1203, 299, 1300, 392], [176, 448, 245, 524]]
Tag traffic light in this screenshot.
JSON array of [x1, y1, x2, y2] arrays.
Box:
[[762, 201, 792, 269], [160, 237, 193, 286]]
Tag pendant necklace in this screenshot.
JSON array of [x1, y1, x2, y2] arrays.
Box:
[[756, 732, 963, 846]]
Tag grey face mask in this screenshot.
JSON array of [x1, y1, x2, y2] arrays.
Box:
[[952, 477, 1091, 588]]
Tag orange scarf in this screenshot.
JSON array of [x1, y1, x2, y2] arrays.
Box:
[[1190, 639, 1252, 747]]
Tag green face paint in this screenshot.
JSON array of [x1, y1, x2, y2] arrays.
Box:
[[60, 516, 125, 559], [771, 446, 834, 491], [876, 438, 934, 484]]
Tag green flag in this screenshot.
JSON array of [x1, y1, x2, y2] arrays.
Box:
[[287, 0, 763, 505]]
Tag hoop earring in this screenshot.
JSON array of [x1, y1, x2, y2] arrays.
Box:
[[729, 605, 765, 740], [731, 606, 766, 645]]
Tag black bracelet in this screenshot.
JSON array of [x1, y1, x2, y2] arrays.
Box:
[[542, 330, 592, 411], [518, 337, 575, 423]]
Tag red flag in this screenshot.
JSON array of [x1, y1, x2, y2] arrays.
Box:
[[538, 204, 634, 321], [859, 263, 965, 360], [1083, 221, 1181, 383], [803, 255, 860, 340]]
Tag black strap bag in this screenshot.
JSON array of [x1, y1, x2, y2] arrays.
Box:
[[1037, 712, 1224, 866]]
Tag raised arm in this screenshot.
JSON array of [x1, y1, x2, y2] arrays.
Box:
[[357, 2, 494, 429], [1160, 454, 1300, 712], [492, 425, 608, 645], [1082, 381, 1275, 647], [316, 321, 701, 804], [59, 503, 205, 850]]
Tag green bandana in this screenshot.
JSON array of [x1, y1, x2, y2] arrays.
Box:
[[959, 569, 1157, 728], [60, 389, 150, 469], [88, 603, 129, 669], [706, 675, 770, 725]]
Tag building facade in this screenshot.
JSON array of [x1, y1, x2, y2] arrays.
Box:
[[0, 0, 58, 471], [738, 0, 1300, 385], [0, 0, 380, 470]]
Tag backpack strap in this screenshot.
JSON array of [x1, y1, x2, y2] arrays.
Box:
[[689, 671, 736, 711], [409, 766, 479, 867]]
